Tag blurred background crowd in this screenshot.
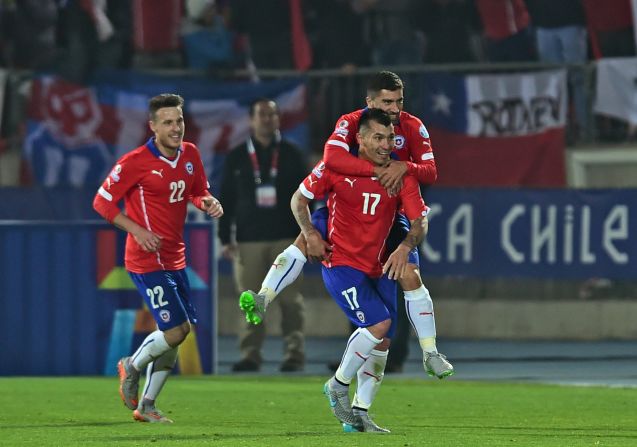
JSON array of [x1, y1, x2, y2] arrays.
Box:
[[1, 0, 635, 73]]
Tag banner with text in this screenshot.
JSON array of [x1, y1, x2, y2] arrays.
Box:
[[422, 70, 567, 187], [422, 189, 634, 279]]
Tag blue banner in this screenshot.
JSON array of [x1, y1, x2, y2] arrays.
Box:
[[422, 189, 635, 279]]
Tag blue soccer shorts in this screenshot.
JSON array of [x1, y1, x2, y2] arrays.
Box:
[[321, 265, 398, 339], [128, 269, 197, 331], [313, 207, 418, 265]]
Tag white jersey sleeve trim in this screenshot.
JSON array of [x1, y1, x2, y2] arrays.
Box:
[[98, 186, 113, 201], [421, 152, 434, 161], [299, 183, 314, 200], [326, 139, 350, 151]]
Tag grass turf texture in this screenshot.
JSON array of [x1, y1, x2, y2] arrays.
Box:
[[1, 376, 636, 446]]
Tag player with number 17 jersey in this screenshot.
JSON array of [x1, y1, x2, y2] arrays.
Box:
[[93, 137, 212, 273], [299, 163, 428, 278]]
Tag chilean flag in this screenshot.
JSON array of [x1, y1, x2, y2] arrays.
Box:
[[23, 71, 308, 190], [422, 70, 567, 187]]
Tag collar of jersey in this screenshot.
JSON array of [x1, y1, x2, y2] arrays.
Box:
[[146, 137, 182, 168]]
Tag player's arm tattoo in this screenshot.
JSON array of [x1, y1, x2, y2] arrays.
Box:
[[403, 216, 427, 249], [291, 190, 319, 237]]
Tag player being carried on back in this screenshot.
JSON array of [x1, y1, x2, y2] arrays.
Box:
[[240, 71, 454, 379]]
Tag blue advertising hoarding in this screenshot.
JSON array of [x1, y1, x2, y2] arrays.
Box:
[[422, 189, 635, 279], [0, 221, 217, 376]]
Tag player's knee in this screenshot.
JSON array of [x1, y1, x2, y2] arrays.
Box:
[[399, 264, 422, 290], [164, 322, 191, 346], [375, 338, 391, 351], [367, 318, 391, 340]]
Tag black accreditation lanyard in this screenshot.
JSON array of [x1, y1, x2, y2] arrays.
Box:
[[247, 132, 280, 207]]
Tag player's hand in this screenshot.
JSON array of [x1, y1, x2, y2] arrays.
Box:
[[133, 228, 162, 253], [378, 161, 407, 191], [382, 244, 411, 280], [221, 243, 237, 260], [201, 196, 224, 218], [305, 230, 332, 263], [387, 178, 403, 197]]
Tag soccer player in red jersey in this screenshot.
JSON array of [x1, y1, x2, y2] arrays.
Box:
[[294, 109, 428, 432], [240, 71, 453, 379], [93, 93, 223, 423]]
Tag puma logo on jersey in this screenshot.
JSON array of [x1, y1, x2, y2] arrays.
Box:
[[308, 177, 318, 187], [151, 169, 163, 178], [344, 178, 357, 187]]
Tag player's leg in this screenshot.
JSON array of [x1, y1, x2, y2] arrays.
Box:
[[349, 274, 396, 433], [321, 266, 391, 428], [399, 265, 454, 379], [239, 207, 328, 324], [239, 233, 307, 324], [389, 213, 454, 378], [120, 270, 194, 412], [133, 346, 178, 423], [233, 241, 268, 371], [276, 239, 306, 371]]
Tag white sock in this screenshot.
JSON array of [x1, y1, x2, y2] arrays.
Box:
[[131, 330, 172, 371], [404, 285, 438, 353], [141, 346, 178, 404], [352, 349, 387, 410], [335, 328, 382, 385], [259, 244, 306, 305]]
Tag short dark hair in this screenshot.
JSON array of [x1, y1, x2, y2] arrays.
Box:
[[249, 97, 278, 117], [367, 71, 404, 97], [149, 94, 184, 120], [359, 108, 392, 132]]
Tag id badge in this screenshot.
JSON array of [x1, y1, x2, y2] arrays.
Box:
[[256, 184, 277, 208]]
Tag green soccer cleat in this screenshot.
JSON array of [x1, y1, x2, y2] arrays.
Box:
[[424, 351, 455, 379], [239, 290, 267, 325]]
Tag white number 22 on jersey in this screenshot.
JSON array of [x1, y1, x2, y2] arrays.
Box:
[[362, 192, 381, 215], [169, 180, 185, 203], [146, 286, 168, 309]]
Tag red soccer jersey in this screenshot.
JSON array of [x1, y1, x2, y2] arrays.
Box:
[[300, 163, 427, 277], [323, 109, 437, 185], [93, 138, 211, 273]]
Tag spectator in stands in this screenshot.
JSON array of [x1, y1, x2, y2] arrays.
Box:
[[475, 0, 536, 62], [527, 0, 589, 142], [582, 0, 636, 58], [57, 0, 132, 82], [6, 0, 58, 71], [409, 0, 482, 64], [368, 0, 424, 66], [181, 0, 234, 71], [307, 0, 374, 70], [231, 0, 294, 69]]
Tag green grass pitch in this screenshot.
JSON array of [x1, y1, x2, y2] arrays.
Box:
[[1, 376, 636, 446]]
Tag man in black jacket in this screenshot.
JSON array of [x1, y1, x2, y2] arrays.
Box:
[[219, 98, 308, 372]]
